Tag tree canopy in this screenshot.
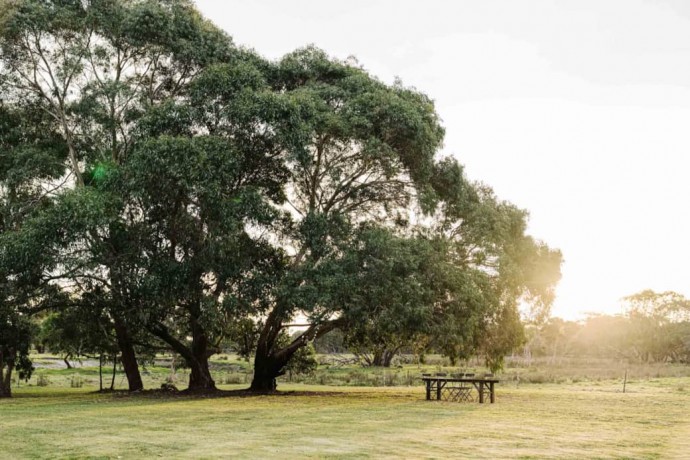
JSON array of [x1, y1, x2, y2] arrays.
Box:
[[0, 0, 563, 397]]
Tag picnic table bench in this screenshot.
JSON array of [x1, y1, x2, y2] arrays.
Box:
[[421, 373, 499, 403]]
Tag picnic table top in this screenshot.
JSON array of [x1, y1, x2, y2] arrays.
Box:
[[421, 375, 500, 383]]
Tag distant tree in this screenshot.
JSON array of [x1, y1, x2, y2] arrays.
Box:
[[623, 290, 690, 322], [313, 329, 346, 354], [622, 290, 690, 363], [559, 292, 690, 364], [572, 314, 627, 358], [337, 230, 446, 368], [39, 306, 119, 370], [525, 317, 581, 363], [224, 318, 262, 362]]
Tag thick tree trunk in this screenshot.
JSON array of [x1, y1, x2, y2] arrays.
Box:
[[0, 358, 14, 398], [372, 349, 396, 367], [186, 320, 216, 392], [250, 317, 344, 392], [113, 318, 144, 392], [250, 310, 283, 392], [250, 344, 287, 392], [0, 377, 11, 398]]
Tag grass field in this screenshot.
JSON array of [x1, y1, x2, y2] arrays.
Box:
[[2, 376, 689, 459], [23, 353, 690, 391]]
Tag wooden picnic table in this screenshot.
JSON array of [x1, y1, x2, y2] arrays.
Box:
[[421, 375, 499, 403]]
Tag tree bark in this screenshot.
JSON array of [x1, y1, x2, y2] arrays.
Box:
[[0, 354, 14, 398], [98, 354, 103, 392], [372, 349, 396, 367], [113, 318, 144, 392], [110, 357, 117, 391], [187, 318, 216, 392], [372, 350, 384, 367], [250, 350, 283, 392]]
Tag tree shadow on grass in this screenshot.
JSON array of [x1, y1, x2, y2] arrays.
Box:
[[109, 387, 347, 401]]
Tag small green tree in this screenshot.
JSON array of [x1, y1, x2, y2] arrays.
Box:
[[39, 306, 119, 369]]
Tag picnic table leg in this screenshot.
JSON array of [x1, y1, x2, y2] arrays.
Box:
[[490, 382, 495, 403], [426, 380, 431, 400], [436, 380, 442, 400], [479, 382, 484, 403]]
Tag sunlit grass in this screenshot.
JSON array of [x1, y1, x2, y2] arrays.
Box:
[[2, 377, 689, 459], [22, 354, 690, 391]]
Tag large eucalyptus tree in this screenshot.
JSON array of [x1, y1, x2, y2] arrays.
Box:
[[245, 49, 562, 389], [244, 48, 449, 391], [0, 0, 234, 391]]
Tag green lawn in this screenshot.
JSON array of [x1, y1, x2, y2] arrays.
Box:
[[1, 378, 689, 459]]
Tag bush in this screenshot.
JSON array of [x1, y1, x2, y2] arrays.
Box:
[[221, 373, 245, 385], [286, 343, 318, 377], [36, 374, 50, 387], [70, 375, 83, 388]]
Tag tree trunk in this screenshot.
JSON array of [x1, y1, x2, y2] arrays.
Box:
[[186, 320, 216, 392], [250, 309, 285, 392], [0, 358, 14, 398], [250, 317, 344, 392], [148, 321, 216, 392], [113, 318, 144, 392], [110, 357, 117, 390], [250, 344, 286, 392], [372, 349, 396, 367], [0, 350, 14, 398], [63, 357, 73, 369], [382, 349, 395, 367]]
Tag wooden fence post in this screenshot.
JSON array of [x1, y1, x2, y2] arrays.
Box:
[[623, 369, 628, 393]]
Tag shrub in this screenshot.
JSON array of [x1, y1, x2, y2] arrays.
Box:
[[36, 374, 50, 387], [221, 373, 245, 385], [70, 375, 83, 388]]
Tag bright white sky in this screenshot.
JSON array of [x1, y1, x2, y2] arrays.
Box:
[[195, 0, 690, 320]]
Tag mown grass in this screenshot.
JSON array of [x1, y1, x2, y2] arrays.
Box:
[[2, 377, 689, 459]]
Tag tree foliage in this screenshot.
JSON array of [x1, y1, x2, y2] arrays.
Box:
[[0, 0, 564, 396], [0, 102, 66, 397]]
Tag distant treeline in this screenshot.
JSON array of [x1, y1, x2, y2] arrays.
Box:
[[521, 290, 690, 364], [308, 289, 690, 367]]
